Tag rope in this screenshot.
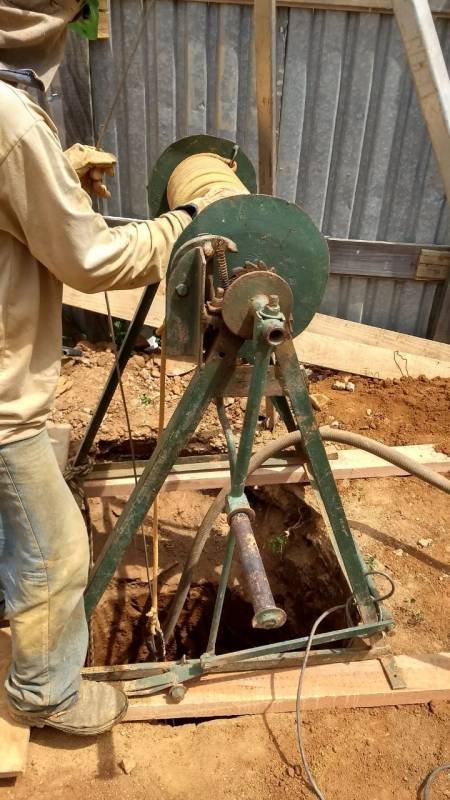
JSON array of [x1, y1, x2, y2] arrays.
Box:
[[166, 152, 248, 208], [103, 293, 153, 587], [145, 326, 167, 659]]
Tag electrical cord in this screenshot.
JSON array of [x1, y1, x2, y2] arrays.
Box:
[[296, 604, 346, 800], [296, 572, 395, 800], [423, 764, 450, 798]]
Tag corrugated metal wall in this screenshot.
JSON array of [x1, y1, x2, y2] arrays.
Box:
[[70, 2, 450, 336]]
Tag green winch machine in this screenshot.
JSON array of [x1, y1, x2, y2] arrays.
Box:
[[78, 135, 399, 699]]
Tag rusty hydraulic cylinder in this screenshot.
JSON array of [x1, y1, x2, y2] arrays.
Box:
[[230, 512, 287, 630]]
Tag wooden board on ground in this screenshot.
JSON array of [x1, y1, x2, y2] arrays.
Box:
[[62, 282, 166, 329], [125, 651, 450, 721], [0, 630, 30, 778], [83, 443, 450, 497], [296, 314, 450, 379]]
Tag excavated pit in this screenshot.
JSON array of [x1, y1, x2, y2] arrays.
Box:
[[90, 485, 352, 667]]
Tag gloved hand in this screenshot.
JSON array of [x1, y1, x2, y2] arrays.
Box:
[[64, 143, 117, 199], [182, 185, 248, 217]]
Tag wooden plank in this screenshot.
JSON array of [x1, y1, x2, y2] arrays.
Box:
[[87, 447, 338, 481], [169, 0, 450, 18], [297, 313, 450, 378], [83, 444, 450, 497], [393, 0, 450, 202], [254, 0, 277, 193], [328, 239, 450, 280], [125, 651, 450, 720], [307, 312, 450, 360], [296, 328, 450, 378], [98, 0, 110, 39], [62, 283, 166, 329], [415, 248, 450, 281], [0, 631, 30, 778]]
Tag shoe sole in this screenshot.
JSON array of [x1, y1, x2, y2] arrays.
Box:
[[8, 701, 128, 736]]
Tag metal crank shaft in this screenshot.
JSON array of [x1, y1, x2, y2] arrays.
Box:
[[231, 512, 286, 630]]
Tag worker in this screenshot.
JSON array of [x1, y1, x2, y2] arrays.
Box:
[[0, 0, 238, 736]]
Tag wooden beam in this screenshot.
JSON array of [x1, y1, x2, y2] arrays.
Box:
[[125, 651, 450, 720], [393, 0, 450, 201], [296, 313, 450, 379], [254, 0, 277, 193], [62, 282, 166, 329], [0, 631, 30, 778], [97, 0, 110, 39], [171, 0, 450, 18], [83, 444, 450, 498]]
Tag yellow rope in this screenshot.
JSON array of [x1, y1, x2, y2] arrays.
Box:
[[167, 152, 248, 208], [147, 326, 167, 637]]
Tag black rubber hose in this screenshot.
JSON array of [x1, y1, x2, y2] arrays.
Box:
[[163, 427, 450, 641]]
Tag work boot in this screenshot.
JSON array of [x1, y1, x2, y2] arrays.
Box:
[[8, 680, 128, 736]]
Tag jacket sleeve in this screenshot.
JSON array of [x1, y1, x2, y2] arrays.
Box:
[[0, 118, 191, 293]]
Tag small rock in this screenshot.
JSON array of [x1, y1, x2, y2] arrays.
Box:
[[223, 397, 234, 407], [418, 538, 433, 548], [394, 548, 404, 557], [330, 420, 340, 428], [151, 368, 160, 378], [133, 355, 146, 368], [366, 408, 372, 416], [310, 392, 330, 411], [294, 765, 301, 777], [240, 398, 248, 412], [332, 380, 347, 391], [345, 381, 355, 392], [286, 766, 295, 778], [119, 758, 136, 775]]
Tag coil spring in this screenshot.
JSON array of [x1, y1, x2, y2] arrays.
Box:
[[216, 240, 230, 288]]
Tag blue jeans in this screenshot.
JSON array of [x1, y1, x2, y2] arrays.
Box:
[[0, 429, 89, 713]]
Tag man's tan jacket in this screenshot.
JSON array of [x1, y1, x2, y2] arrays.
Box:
[[0, 81, 190, 445]]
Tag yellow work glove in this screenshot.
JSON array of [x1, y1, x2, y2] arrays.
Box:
[[167, 152, 249, 216], [185, 185, 249, 216], [64, 143, 117, 199]]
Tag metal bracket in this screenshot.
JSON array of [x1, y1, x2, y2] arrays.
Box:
[[379, 654, 407, 690]]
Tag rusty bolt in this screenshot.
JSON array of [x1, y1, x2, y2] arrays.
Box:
[[176, 283, 188, 297], [268, 294, 279, 308], [216, 287, 225, 299], [169, 684, 186, 703]]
